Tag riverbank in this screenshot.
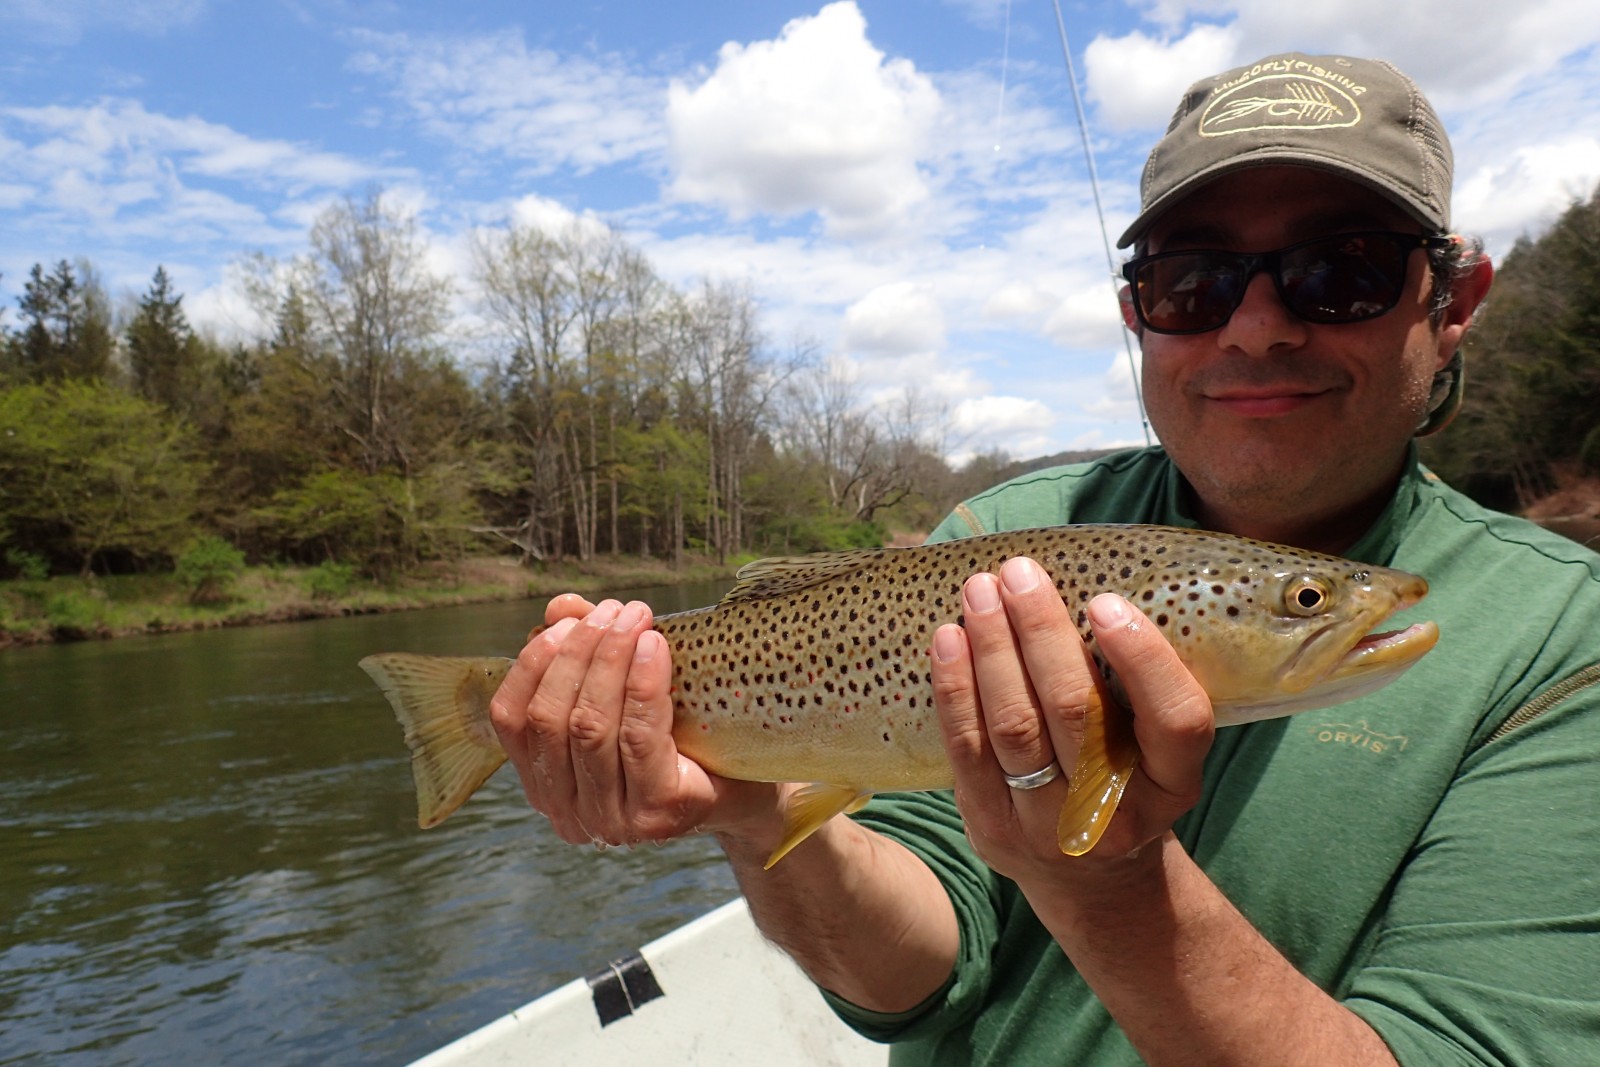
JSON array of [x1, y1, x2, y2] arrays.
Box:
[[6, 478, 1597, 651], [0, 555, 738, 649]]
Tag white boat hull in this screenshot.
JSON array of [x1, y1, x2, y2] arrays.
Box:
[[410, 898, 889, 1066]]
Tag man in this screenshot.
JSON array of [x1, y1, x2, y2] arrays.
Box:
[[490, 53, 1600, 1065]]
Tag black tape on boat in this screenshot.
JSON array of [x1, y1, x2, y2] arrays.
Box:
[[585, 951, 665, 1027]]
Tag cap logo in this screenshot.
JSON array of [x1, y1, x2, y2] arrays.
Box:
[[1200, 73, 1361, 137]]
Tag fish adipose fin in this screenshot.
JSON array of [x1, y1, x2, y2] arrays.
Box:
[[1057, 702, 1141, 856], [358, 653, 513, 828], [765, 783, 873, 869]]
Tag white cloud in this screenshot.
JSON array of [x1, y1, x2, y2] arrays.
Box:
[[1100, 2, 1600, 121], [4, 99, 391, 197], [0, 97, 401, 299], [842, 281, 945, 357], [665, 1, 941, 237], [1083, 24, 1240, 130], [346, 29, 665, 175], [1081, 352, 1146, 423], [1043, 286, 1125, 350], [1455, 135, 1600, 248], [983, 280, 1056, 321], [0, 0, 208, 43], [950, 394, 1057, 460]]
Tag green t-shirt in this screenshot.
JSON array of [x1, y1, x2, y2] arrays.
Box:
[[826, 447, 1600, 1066]]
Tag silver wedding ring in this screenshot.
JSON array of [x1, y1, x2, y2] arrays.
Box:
[[1003, 759, 1062, 791]]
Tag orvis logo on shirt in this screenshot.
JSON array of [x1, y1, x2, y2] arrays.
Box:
[[1309, 718, 1409, 755]]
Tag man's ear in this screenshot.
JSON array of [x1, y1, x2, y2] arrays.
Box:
[[1435, 250, 1494, 368]]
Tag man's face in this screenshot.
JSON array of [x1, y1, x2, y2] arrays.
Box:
[[1131, 166, 1463, 545]]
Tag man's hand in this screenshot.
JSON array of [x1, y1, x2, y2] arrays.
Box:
[[489, 593, 779, 849], [930, 556, 1216, 885]]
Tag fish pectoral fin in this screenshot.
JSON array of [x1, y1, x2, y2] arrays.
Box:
[[764, 784, 874, 870], [358, 653, 514, 829], [1056, 703, 1141, 857]]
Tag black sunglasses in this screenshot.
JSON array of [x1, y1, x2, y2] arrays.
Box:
[[1121, 230, 1452, 335]]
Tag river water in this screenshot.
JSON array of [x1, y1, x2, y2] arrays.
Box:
[[0, 580, 740, 1066]]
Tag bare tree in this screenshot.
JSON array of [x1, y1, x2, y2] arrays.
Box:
[[299, 190, 453, 476], [473, 221, 580, 560], [780, 357, 948, 523], [664, 280, 795, 561]]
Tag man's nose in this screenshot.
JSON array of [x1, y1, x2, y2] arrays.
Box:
[[1215, 270, 1308, 354]]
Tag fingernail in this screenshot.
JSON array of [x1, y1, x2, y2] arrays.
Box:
[[932, 626, 962, 664], [1088, 593, 1131, 628], [965, 573, 1001, 614], [615, 601, 644, 630], [1000, 557, 1039, 594], [633, 630, 660, 664], [587, 600, 621, 628]]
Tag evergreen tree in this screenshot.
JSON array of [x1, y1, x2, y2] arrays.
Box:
[[126, 265, 200, 411], [10, 260, 113, 383]]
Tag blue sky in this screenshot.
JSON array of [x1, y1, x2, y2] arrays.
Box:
[[2, 1, 1598, 460]]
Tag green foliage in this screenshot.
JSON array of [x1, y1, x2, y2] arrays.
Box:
[[4, 260, 114, 383], [253, 463, 483, 579], [174, 535, 246, 604], [757, 514, 886, 555], [1423, 184, 1600, 507], [0, 380, 209, 574], [126, 265, 204, 413], [303, 561, 357, 599], [4, 548, 48, 581]]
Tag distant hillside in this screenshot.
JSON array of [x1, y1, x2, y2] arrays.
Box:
[[995, 447, 1126, 482]]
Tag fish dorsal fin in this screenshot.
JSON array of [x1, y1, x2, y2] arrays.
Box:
[[722, 548, 887, 604]]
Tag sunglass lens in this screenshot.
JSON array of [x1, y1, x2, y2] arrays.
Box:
[[1135, 255, 1247, 333], [1280, 234, 1409, 323]]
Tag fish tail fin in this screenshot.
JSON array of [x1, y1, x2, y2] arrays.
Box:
[[764, 784, 873, 869], [358, 653, 515, 828], [1057, 702, 1141, 856]]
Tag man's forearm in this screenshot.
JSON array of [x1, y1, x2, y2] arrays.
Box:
[[1033, 834, 1399, 1067], [716, 807, 959, 1014]]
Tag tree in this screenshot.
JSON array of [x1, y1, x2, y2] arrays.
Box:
[[7, 260, 113, 383], [1422, 184, 1600, 506], [473, 220, 585, 561], [775, 356, 946, 528], [126, 266, 202, 411], [301, 190, 456, 476], [664, 280, 789, 562], [0, 381, 208, 574]]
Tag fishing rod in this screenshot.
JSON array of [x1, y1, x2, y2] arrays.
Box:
[[1047, 0, 1153, 446]]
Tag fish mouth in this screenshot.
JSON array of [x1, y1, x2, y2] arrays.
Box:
[[1280, 616, 1439, 697], [1340, 621, 1440, 670]]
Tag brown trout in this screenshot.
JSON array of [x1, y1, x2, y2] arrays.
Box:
[[360, 525, 1437, 866]]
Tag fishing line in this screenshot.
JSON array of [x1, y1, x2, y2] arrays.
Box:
[[994, 0, 1011, 152], [1049, 0, 1152, 446]]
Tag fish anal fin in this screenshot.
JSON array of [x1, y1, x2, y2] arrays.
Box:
[[1057, 703, 1141, 857], [764, 783, 873, 869], [359, 653, 514, 828]]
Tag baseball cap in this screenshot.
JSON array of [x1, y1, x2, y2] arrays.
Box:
[[1118, 53, 1453, 248]]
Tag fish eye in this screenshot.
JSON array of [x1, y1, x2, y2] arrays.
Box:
[[1285, 576, 1331, 617]]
